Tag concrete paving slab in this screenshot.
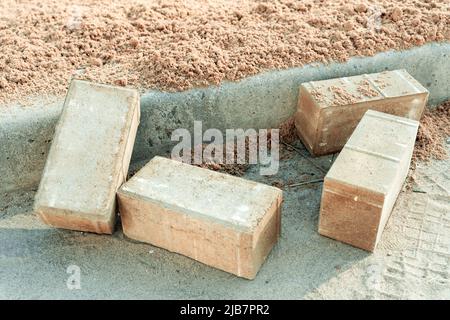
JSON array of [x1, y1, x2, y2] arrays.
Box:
[[34, 80, 140, 234], [319, 111, 419, 251], [295, 69, 428, 156], [118, 157, 282, 279]]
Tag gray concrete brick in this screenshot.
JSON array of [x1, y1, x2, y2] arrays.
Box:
[[295, 69, 428, 156], [117, 156, 283, 279], [34, 80, 140, 234], [318, 110, 419, 251]]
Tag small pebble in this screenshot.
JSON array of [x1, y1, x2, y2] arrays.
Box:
[[391, 7, 403, 22], [0, 76, 8, 88], [343, 21, 354, 31], [355, 3, 368, 13]]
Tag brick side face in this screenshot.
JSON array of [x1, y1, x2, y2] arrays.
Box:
[[295, 69, 428, 156], [318, 110, 419, 251], [34, 80, 140, 234], [117, 157, 282, 279]]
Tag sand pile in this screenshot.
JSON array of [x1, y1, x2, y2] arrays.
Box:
[[1, 0, 449, 103], [413, 101, 450, 163]]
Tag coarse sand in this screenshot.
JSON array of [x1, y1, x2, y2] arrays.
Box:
[[412, 100, 450, 163], [0, 0, 449, 103]]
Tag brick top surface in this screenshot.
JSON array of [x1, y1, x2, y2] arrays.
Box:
[[302, 69, 428, 108], [119, 157, 282, 230], [35, 80, 139, 216], [326, 110, 419, 196]]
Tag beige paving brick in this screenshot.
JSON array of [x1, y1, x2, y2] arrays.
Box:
[[117, 156, 283, 279], [318, 110, 419, 252], [34, 80, 140, 234], [294, 69, 428, 156]]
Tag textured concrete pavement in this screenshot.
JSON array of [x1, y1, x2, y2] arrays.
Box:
[[1, 142, 448, 299]]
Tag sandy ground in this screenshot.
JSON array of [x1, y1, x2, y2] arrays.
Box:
[[1, 142, 448, 299], [413, 102, 450, 163], [1, 0, 449, 103]]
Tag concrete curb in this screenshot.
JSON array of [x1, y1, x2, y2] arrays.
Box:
[[1, 42, 449, 192]]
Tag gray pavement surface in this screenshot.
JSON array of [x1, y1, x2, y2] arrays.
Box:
[[1, 142, 449, 299]]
